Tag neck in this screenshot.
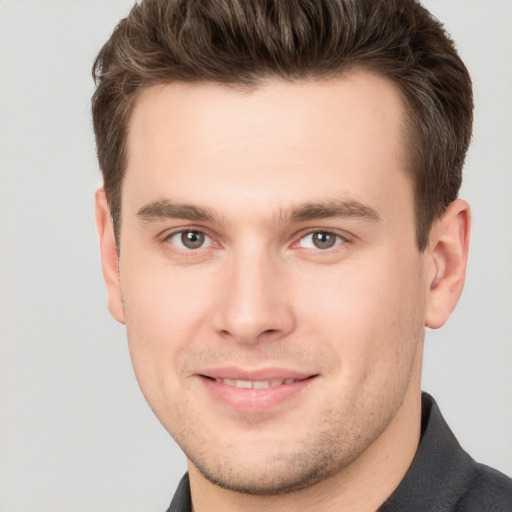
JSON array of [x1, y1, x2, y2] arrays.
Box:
[[188, 383, 422, 512]]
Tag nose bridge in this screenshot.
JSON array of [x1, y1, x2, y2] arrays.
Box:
[[213, 241, 294, 344]]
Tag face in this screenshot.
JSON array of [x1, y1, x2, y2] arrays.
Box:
[[106, 71, 431, 494]]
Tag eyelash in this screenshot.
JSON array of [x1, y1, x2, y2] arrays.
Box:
[[296, 231, 346, 250], [162, 228, 348, 253], [164, 229, 215, 251]]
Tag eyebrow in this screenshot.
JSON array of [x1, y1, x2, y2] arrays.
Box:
[[286, 200, 381, 223], [137, 200, 217, 223], [136, 198, 381, 224]]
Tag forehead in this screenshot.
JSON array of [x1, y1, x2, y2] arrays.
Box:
[[123, 71, 410, 221]]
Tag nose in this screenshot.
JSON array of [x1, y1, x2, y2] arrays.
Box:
[[212, 249, 296, 345]]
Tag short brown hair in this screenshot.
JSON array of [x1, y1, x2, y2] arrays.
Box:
[[92, 0, 473, 250]]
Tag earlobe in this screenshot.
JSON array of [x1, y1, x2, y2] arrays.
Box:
[[424, 199, 471, 329], [95, 188, 125, 324]]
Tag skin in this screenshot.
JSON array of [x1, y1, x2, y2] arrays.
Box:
[[96, 70, 470, 512]]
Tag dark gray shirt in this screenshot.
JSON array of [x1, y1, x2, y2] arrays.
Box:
[[166, 393, 512, 511]]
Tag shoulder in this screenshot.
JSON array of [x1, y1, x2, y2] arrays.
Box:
[[453, 462, 512, 512], [379, 393, 512, 512]]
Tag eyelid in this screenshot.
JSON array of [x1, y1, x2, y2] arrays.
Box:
[[294, 229, 352, 250], [162, 227, 216, 251], [158, 226, 353, 252]]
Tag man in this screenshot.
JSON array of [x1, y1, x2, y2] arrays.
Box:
[[92, 0, 512, 510]]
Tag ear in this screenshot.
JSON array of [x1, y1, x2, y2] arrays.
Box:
[[424, 199, 471, 329], [95, 188, 125, 324]]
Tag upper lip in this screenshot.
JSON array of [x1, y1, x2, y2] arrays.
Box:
[[198, 367, 317, 381]]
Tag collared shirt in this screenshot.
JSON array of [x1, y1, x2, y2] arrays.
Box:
[[166, 393, 512, 511]]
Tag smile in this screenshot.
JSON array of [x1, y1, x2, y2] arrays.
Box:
[[198, 371, 318, 412]]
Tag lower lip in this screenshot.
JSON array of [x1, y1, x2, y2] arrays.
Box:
[[199, 376, 316, 412]]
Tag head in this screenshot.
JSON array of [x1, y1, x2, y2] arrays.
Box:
[[93, 0, 473, 502]]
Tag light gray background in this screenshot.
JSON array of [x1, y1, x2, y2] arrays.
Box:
[[0, 1, 511, 511]]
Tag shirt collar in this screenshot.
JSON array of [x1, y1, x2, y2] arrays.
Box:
[[378, 392, 476, 511]]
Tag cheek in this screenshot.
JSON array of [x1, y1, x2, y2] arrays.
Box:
[[297, 254, 425, 377], [120, 261, 213, 399], [123, 256, 211, 335]]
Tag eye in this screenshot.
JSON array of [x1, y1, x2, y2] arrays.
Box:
[[298, 231, 344, 250], [167, 230, 213, 250]]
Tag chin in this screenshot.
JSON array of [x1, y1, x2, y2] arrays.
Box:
[[185, 436, 356, 497], [195, 459, 334, 496]]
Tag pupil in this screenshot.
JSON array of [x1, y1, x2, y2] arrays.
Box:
[[182, 231, 204, 249], [313, 232, 335, 249]]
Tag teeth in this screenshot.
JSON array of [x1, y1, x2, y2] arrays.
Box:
[[253, 381, 271, 389], [216, 378, 297, 389]]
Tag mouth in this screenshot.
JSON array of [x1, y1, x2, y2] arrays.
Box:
[[197, 370, 318, 412]]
